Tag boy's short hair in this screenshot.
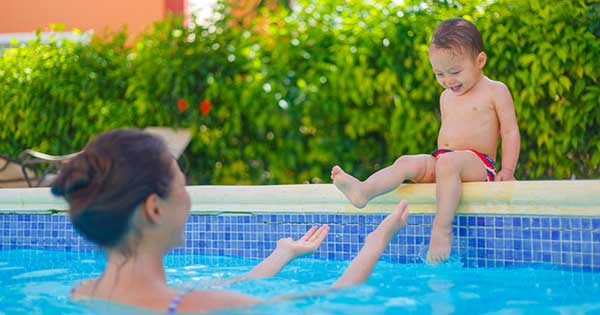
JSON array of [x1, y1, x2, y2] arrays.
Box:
[[431, 18, 484, 57]]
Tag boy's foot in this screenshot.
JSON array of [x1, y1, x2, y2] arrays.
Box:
[[426, 226, 452, 264], [331, 165, 369, 208], [375, 200, 410, 238]]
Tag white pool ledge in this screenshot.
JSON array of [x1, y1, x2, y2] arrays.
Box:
[[1, 180, 599, 216]]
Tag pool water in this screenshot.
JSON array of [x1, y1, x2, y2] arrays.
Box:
[[1, 249, 599, 315]]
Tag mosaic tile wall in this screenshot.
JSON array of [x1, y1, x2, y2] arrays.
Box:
[[1, 213, 599, 271]]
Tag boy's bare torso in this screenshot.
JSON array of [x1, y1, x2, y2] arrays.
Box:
[[437, 76, 501, 161]]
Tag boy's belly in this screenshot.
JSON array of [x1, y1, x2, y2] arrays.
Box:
[[437, 129, 498, 161]]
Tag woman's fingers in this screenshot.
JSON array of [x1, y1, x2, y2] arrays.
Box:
[[299, 226, 318, 242], [308, 225, 330, 244]]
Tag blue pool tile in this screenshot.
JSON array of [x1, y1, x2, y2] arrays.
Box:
[[494, 217, 503, 227], [582, 242, 592, 253], [514, 240, 522, 250], [484, 217, 494, 226], [495, 229, 504, 238], [541, 230, 550, 240], [423, 215, 433, 225], [477, 217, 485, 226], [1, 212, 599, 270], [542, 241, 551, 251], [512, 217, 521, 227], [358, 216, 365, 225], [581, 218, 591, 229], [468, 216, 476, 226], [542, 253, 551, 262], [514, 229, 523, 239]]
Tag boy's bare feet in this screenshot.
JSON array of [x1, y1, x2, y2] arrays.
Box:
[[331, 165, 369, 208], [426, 225, 452, 264]]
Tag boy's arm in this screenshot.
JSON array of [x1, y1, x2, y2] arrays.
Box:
[[493, 82, 520, 181]]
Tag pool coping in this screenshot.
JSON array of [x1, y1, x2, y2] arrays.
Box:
[[1, 180, 599, 215]]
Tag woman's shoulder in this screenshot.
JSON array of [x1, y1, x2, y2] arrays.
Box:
[[70, 278, 97, 299], [176, 289, 262, 313]]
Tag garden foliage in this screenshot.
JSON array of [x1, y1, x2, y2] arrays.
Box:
[[0, 0, 598, 184]]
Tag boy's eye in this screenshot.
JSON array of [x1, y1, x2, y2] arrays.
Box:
[[435, 73, 444, 77], [449, 71, 461, 75]]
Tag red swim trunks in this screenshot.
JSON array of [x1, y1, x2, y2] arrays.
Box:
[[431, 149, 496, 181]]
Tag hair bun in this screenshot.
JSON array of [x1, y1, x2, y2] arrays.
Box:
[[51, 154, 93, 197]]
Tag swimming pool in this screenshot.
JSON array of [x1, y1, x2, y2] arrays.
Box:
[[2, 249, 599, 314], [1, 182, 599, 314]]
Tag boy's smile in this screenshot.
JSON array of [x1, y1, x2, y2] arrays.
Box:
[[428, 47, 486, 96]]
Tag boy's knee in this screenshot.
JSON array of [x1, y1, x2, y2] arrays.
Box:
[[393, 155, 424, 170], [435, 154, 459, 174], [393, 155, 411, 167], [394, 155, 431, 181]]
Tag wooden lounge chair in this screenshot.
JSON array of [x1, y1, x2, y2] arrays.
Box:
[[0, 127, 191, 188], [0, 153, 44, 188]]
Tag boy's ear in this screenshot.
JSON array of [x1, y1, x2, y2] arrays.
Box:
[[477, 52, 487, 69], [142, 194, 162, 225]]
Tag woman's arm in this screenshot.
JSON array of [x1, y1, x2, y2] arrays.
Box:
[[333, 200, 409, 288], [210, 225, 330, 287], [247, 225, 330, 279]]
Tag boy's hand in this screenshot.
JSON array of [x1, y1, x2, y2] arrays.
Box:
[[495, 169, 516, 181]]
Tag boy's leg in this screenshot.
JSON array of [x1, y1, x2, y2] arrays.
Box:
[[333, 200, 409, 289], [331, 155, 436, 208], [427, 151, 487, 264]]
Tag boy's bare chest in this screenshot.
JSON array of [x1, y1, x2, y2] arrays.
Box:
[[442, 95, 495, 123]]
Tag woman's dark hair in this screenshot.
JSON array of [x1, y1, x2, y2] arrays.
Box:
[[51, 129, 174, 249], [431, 18, 484, 57]]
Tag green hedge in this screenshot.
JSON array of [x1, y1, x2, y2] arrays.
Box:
[[1, 0, 598, 184]]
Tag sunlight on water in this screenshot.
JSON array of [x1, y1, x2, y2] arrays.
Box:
[[0, 249, 599, 315]]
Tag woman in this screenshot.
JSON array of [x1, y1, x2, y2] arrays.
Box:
[[52, 129, 410, 313]]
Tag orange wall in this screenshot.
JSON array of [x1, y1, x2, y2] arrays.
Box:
[[0, 0, 166, 37]]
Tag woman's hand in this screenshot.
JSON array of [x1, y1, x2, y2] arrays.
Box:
[[276, 225, 330, 258], [246, 225, 330, 279]]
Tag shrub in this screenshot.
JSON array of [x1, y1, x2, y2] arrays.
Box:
[[1, 0, 598, 184]]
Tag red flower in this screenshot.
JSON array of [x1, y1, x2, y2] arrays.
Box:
[[199, 99, 212, 115], [177, 99, 188, 112]]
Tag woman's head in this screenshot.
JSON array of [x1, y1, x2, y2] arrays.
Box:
[[51, 129, 184, 251]]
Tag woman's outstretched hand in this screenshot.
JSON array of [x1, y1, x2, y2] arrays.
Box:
[[276, 225, 330, 258], [246, 225, 330, 279]]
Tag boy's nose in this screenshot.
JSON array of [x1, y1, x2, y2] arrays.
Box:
[[445, 79, 457, 86]]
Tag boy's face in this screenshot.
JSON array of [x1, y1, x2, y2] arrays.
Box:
[[428, 46, 486, 96]]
